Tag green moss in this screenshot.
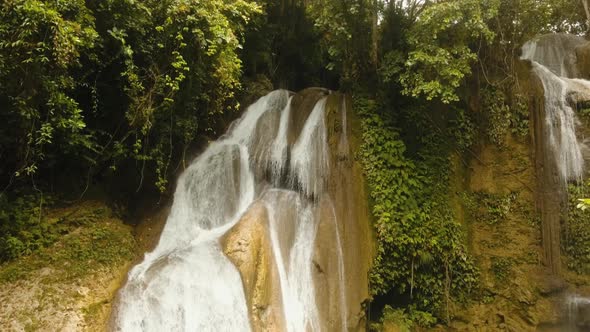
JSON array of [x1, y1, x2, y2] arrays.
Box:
[[83, 299, 109, 323], [490, 256, 514, 283], [462, 191, 518, 225], [0, 201, 136, 284], [564, 183, 590, 274]]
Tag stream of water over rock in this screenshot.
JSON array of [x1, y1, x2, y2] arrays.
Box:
[[521, 34, 590, 185], [110, 90, 350, 331], [520, 34, 590, 274], [522, 34, 590, 329]]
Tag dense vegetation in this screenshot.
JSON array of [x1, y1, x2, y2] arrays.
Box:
[[1, 0, 589, 328], [357, 96, 478, 323]]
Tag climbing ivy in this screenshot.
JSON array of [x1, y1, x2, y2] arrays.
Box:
[[356, 96, 478, 321], [565, 183, 590, 274], [481, 85, 530, 146]]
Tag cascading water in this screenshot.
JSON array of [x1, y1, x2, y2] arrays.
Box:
[[338, 96, 349, 159], [565, 294, 590, 331], [111, 89, 349, 331], [521, 34, 590, 185], [521, 34, 590, 274], [263, 190, 321, 332]]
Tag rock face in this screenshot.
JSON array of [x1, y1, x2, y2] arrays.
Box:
[[528, 69, 564, 275], [221, 90, 373, 331], [323, 93, 372, 331], [521, 34, 590, 275], [221, 203, 285, 332], [576, 41, 590, 79], [445, 38, 590, 331]]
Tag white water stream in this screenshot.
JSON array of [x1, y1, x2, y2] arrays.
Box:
[[112, 90, 348, 331], [521, 34, 590, 185], [565, 294, 590, 331]]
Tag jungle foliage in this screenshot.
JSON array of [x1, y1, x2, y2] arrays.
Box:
[[566, 183, 590, 274], [357, 96, 478, 323], [0, 0, 261, 194], [1, 0, 589, 328]]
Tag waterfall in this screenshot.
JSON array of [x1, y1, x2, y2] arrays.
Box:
[[338, 96, 350, 159], [289, 97, 330, 198], [565, 294, 590, 331], [263, 190, 321, 332], [522, 34, 590, 185], [111, 90, 349, 331], [521, 34, 590, 274], [521, 34, 590, 185]]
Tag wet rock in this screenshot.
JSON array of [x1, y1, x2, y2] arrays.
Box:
[[221, 203, 285, 332], [537, 276, 567, 296], [576, 41, 590, 79]]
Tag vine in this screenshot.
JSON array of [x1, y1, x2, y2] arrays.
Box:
[[356, 96, 478, 323]]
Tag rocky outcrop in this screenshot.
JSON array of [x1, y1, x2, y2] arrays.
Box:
[[221, 90, 373, 331], [312, 93, 372, 331], [221, 203, 285, 332], [576, 41, 590, 79]]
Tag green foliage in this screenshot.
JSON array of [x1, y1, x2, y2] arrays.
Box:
[[400, 0, 499, 103], [379, 305, 413, 332], [448, 107, 477, 152], [579, 108, 590, 119], [49, 220, 135, 278], [0, 0, 261, 192], [357, 96, 477, 319], [0, 201, 135, 283], [0, 0, 98, 180], [0, 191, 57, 261], [482, 86, 511, 146], [481, 85, 529, 146], [308, 0, 376, 87], [565, 183, 590, 274], [240, 1, 328, 90], [577, 198, 590, 211], [371, 304, 437, 332], [462, 191, 517, 225], [509, 93, 530, 138], [490, 256, 514, 282], [0, 192, 116, 263]]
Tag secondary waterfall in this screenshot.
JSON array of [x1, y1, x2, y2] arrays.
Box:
[[521, 34, 590, 274], [521, 34, 590, 185], [111, 89, 350, 331], [565, 294, 590, 331]]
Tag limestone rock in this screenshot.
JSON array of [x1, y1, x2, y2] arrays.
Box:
[[576, 41, 590, 79], [221, 203, 285, 332], [537, 276, 567, 297]]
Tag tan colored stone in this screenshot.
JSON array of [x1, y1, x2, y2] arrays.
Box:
[[311, 92, 373, 332], [576, 41, 590, 79], [221, 202, 285, 332]]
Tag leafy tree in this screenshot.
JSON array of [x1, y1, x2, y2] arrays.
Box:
[[240, 0, 330, 90], [0, 0, 99, 185], [399, 0, 498, 103], [308, 0, 377, 89], [0, 0, 261, 193]]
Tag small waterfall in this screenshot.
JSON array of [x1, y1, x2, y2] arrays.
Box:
[[327, 199, 348, 331], [521, 34, 590, 185], [112, 89, 350, 331], [338, 96, 350, 159], [521, 34, 587, 78], [566, 294, 590, 331], [270, 96, 293, 183], [289, 97, 330, 198], [529, 64, 585, 184], [263, 190, 321, 332]]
